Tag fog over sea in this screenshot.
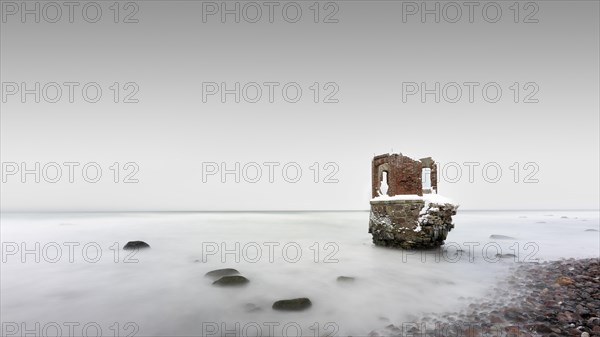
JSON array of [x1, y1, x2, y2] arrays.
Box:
[[1, 210, 599, 337]]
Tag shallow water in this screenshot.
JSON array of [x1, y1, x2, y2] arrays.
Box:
[[1, 211, 598, 336]]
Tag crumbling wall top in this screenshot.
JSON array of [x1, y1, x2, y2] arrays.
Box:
[[371, 152, 436, 198]]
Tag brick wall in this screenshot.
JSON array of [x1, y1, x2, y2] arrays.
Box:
[[372, 153, 424, 198]]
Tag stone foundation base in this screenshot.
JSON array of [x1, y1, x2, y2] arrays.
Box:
[[368, 198, 458, 249]]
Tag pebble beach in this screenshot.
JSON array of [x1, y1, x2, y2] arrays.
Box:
[[371, 258, 600, 337]]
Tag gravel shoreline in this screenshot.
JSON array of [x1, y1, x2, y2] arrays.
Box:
[[370, 258, 600, 337]]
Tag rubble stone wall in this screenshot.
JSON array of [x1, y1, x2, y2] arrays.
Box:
[[369, 199, 458, 249]]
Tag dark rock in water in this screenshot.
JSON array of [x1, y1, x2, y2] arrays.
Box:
[[337, 276, 355, 282], [123, 241, 150, 250], [205, 268, 240, 278], [212, 275, 249, 286], [584, 229, 599, 232], [272, 298, 312, 311], [496, 253, 517, 259], [489, 235, 516, 240]]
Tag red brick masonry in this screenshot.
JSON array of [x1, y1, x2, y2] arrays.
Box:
[[371, 153, 438, 198]]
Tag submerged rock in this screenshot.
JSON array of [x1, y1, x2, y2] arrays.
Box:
[[496, 253, 517, 259], [123, 241, 150, 250], [205, 268, 240, 278], [212, 275, 249, 286], [272, 298, 312, 311], [489, 235, 516, 240], [337, 276, 355, 282], [243, 303, 262, 312]]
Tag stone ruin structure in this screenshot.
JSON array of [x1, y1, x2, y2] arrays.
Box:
[[368, 153, 459, 249]]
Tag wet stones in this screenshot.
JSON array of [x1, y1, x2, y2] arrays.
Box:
[[369, 258, 600, 337], [123, 241, 150, 250], [205, 268, 249, 286], [212, 275, 249, 287], [203, 268, 316, 312], [557, 276, 575, 286], [272, 298, 312, 311], [205, 268, 240, 279]]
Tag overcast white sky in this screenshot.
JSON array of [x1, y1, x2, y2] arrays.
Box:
[[1, 1, 598, 211]]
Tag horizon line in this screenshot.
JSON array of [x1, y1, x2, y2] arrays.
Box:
[[1, 209, 599, 214]]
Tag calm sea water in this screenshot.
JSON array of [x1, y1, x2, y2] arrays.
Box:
[[1, 211, 598, 336]]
